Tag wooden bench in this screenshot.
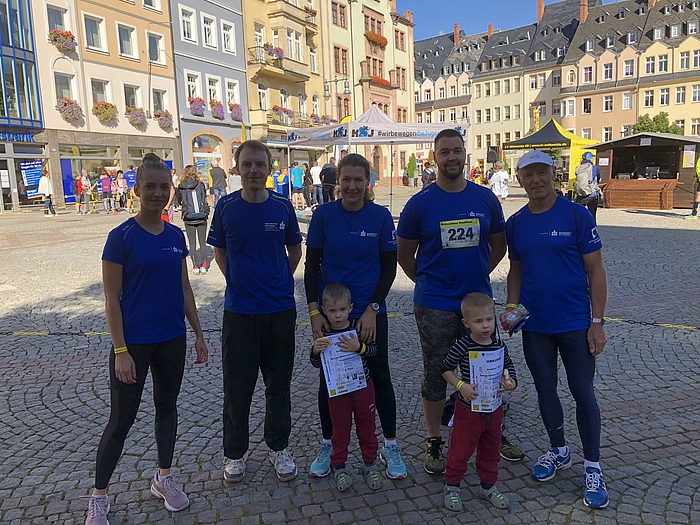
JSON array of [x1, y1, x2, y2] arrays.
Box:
[[602, 179, 677, 210]]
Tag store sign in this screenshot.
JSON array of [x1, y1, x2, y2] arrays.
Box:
[[0, 131, 35, 142], [640, 137, 652, 146]]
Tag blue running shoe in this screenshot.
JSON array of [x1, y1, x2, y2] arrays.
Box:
[[380, 445, 407, 480], [309, 443, 332, 478], [531, 448, 571, 482], [583, 467, 609, 509]]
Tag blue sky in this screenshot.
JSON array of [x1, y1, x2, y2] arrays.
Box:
[[402, 0, 619, 40]]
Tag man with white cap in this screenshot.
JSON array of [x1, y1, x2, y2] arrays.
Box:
[[502, 150, 609, 509]]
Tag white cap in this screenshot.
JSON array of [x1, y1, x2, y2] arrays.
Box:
[[516, 150, 554, 170]]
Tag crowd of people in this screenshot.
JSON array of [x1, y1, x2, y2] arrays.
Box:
[[84, 132, 610, 524]]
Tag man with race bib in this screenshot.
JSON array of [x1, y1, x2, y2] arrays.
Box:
[[397, 128, 517, 475]]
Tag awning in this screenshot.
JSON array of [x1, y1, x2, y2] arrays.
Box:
[[502, 119, 597, 150]]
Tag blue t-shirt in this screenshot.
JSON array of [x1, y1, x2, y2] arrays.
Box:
[[102, 218, 188, 345], [506, 197, 602, 334], [396, 181, 506, 312], [307, 200, 396, 317], [124, 170, 137, 189], [207, 190, 302, 314], [291, 167, 303, 189]]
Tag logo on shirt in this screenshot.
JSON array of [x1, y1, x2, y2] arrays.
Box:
[[163, 246, 184, 254], [359, 230, 378, 238], [589, 226, 600, 243], [468, 211, 486, 218], [541, 230, 572, 237], [265, 222, 286, 232]]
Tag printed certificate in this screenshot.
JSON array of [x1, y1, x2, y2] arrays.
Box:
[[320, 330, 367, 397], [469, 347, 504, 413]]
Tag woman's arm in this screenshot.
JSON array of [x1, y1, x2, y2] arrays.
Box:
[[102, 260, 136, 384], [357, 250, 397, 343], [181, 261, 208, 363]]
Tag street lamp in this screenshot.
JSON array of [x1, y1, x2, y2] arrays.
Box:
[[323, 77, 351, 99]]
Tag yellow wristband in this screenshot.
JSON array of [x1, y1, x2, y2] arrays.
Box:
[[309, 309, 320, 317], [114, 346, 128, 354], [359, 343, 366, 355], [505, 303, 519, 309], [456, 380, 464, 390]]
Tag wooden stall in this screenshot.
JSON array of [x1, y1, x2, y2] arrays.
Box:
[[592, 133, 700, 209]]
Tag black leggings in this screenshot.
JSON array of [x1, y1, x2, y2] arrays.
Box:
[[318, 313, 397, 440], [184, 222, 208, 267], [94, 334, 187, 490]]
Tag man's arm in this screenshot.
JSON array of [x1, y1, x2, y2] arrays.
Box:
[[582, 249, 608, 356], [397, 237, 419, 283], [504, 259, 522, 306], [287, 243, 302, 273], [214, 247, 227, 274], [488, 231, 507, 273]]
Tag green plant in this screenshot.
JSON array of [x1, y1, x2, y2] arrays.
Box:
[[407, 153, 417, 177], [633, 112, 683, 135]]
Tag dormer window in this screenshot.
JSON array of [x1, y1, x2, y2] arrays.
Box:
[[663, 5, 671, 15], [654, 26, 665, 40], [554, 27, 561, 33], [640, 5, 646, 14], [542, 29, 549, 36], [678, 3, 685, 12], [557, 47, 565, 57], [619, 9, 626, 19], [586, 39, 595, 51], [599, 13, 606, 22], [607, 36, 615, 47], [692, 2, 699, 10], [628, 30, 637, 43], [671, 24, 682, 37]]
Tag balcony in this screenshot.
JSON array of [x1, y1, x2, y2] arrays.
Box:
[[267, 110, 311, 129], [247, 46, 310, 81]]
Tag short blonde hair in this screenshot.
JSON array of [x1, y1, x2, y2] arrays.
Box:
[[460, 292, 495, 319]]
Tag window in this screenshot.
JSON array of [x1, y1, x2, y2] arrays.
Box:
[[677, 86, 686, 104], [538, 73, 546, 88], [689, 21, 699, 34], [226, 81, 239, 104], [438, 110, 445, 122], [425, 89, 431, 100], [299, 94, 307, 119], [515, 131, 521, 140], [152, 89, 166, 112], [681, 51, 690, 69], [645, 56, 655, 74], [47, 6, 66, 31], [449, 109, 456, 122], [693, 84, 700, 103], [603, 126, 613, 142], [461, 107, 468, 120], [624, 59, 635, 77], [461, 84, 468, 96], [485, 134, 491, 148], [654, 27, 664, 40], [295, 32, 302, 62], [602, 63, 613, 80], [118, 25, 136, 58], [287, 30, 293, 60], [476, 135, 482, 149], [416, 113, 422, 123], [207, 77, 220, 101], [607, 36, 615, 48], [186, 72, 200, 99], [671, 24, 681, 37], [505, 132, 511, 143], [567, 70, 576, 84], [660, 88, 669, 105], [553, 101, 560, 115], [623, 92, 633, 110], [695, 50, 700, 68], [583, 98, 592, 114], [504, 79, 510, 93], [485, 82, 491, 96], [514, 104, 521, 119], [202, 15, 216, 48], [494, 81, 500, 96], [475, 110, 482, 124], [621, 125, 634, 137], [310, 49, 317, 72], [485, 109, 491, 122], [312, 95, 319, 116], [180, 8, 196, 42], [530, 75, 537, 90], [582, 128, 592, 139], [339, 5, 345, 27], [54, 73, 73, 99], [84, 15, 104, 50], [148, 33, 164, 64], [438, 87, 445, 99], [222, 22, 236, 54], [628, 30, 637, 44], [565, 99, 574, 116], [658, 54, 668, 72], [124, 84, 139, 107], [425, 112, 431, 123], [693, 119, 700, 136], [495, 107, 501, 121], [553, 72, 561, 86], [91, 79, 108, 103], [414, 91, 419, 103], [604, 95, 613, 112], [644, 89, 654, 107], [475, 84, 481, 98], [514, 78, 520, 92], [583, 66, 593, 83], [676, 120, 685, 132], [334, 47, 341, 73], [143, 0, 160, 10], [495, 133, 501, 147], [586, 39, 595, 52], [257, 83, 267, 110], [450, 85, 456, 97], [557, 47, 565, 57]]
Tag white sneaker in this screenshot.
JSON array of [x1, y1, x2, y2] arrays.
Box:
[[269, 449, 297, 481], [223, 457, 246, 483]]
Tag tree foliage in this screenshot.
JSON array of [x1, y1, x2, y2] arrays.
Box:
[[633, 112, 684, 135], [407, 153, 417, 177]]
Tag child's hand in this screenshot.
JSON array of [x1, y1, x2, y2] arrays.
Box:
[[498, 370, 516, 393], [337, 332, 361, 353], [459, 382, 478, 401], [313, 337, 330, 355]]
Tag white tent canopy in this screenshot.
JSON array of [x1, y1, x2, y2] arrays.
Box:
[[287, 104, 468, 148]]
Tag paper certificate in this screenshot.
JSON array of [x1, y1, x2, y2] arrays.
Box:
[[319, 330, 367, 398], [469, 347, 504, 413]]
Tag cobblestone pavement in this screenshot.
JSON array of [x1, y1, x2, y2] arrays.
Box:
[[1, 187, 700, 524]]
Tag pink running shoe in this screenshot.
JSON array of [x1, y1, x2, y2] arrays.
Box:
[[84, 494, 110, 525], [150, 471, 190, 511]]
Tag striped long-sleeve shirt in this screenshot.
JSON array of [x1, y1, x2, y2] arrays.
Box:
[[440, 335, 517, 400], [310, 319, 377, 378]]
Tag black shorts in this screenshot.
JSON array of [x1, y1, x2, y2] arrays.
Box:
[[292, 188, 303, 194]]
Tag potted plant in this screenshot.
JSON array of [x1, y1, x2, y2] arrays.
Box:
[[188, 96, 206, 117], [229, 102, 243, 122], [125, 106, 147, 127], [310, 113, 321, 124], [364, 30, 388, 48], [272, 104, 284, 116], [153, 109, 173, 129], [320, 115, 330, 125], [263, 42, 284, 60], [209, 99, 225, 120], [92, 100, 117, 122], [55, 97, 83, 122], [48, 29, 77, 54], [285, 108, 295, 118]]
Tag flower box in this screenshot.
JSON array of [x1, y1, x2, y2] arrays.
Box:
[[209, 99, 225, 120], [48, 29, 77, 54], [55, 97, 83, 122], [229, 103, 243, 122], [370, 75, 392, 86], [92, 101, 117, 122], [364, 30, 388, 48], [188, 97, 206, 117], [263, 42, 284, 60], [320, 115, 330, 125], [304, 6, 317, 15], [153, 109, 173, 129], [125, 106, 147, 127]]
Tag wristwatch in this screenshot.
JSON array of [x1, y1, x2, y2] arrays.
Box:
[[369, 302, 380, 312], [591, 317, 605, 325]]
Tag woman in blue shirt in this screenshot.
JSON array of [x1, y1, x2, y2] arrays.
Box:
[[84, 154, 208, 525], [304, 153, 407, 480]]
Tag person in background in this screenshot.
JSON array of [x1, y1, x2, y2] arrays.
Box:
[[124, 165, 137, 214], [489, 162, 510, 203], [208, 160, 227, 207], [179, 165, 211, 275], [116, 171, 126, 211], [302, 163, 313, 209], [74, 174, 83, 215], [277, 167, 290, 198], [38, 169, 56, 217], [100, 169, 113, 214], [686, 156, 700, 219], [171, 169, 180, 212], [291, 161, 304, 210], [321, 158, 337, 203], [81, 170, 95, 215], [574, 153, 601, 221], [227, 167, 242, 194], [310, 161, 323, 206]]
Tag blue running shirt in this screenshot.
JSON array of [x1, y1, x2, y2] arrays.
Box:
[[102, 218, 188, 344], [397, 182, 506, 312], [124, 170, 137, 189]]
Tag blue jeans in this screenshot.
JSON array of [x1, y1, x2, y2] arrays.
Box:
[[212, 187, 226, 206], [522, 329, 601, 462], [312, 186, 323, 205], [43, 196, 56, 215]]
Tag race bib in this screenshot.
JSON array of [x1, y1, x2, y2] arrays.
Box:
[[440, 219, 480, 249]]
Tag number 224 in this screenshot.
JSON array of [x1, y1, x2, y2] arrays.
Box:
[[448, 227, 474, 241]]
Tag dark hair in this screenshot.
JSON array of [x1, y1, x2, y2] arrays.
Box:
[[337, 153, 373, 202], [233, 140, 272, 170], [434, 128, 465, 151], [136, 153, 170, 186], [117, 170, 123, 175], [322, 283, 352, 305]]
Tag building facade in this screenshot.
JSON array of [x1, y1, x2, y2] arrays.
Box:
[[0, 0, 43, 212], [32, 0, 180, 207], [172, 0, 248, 177]]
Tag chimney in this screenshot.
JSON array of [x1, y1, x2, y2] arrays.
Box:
[[454, 23, 460, 50], [488, 23, 494, 38], [538, 0, 545, 23], [579, 0, 588, 23]]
